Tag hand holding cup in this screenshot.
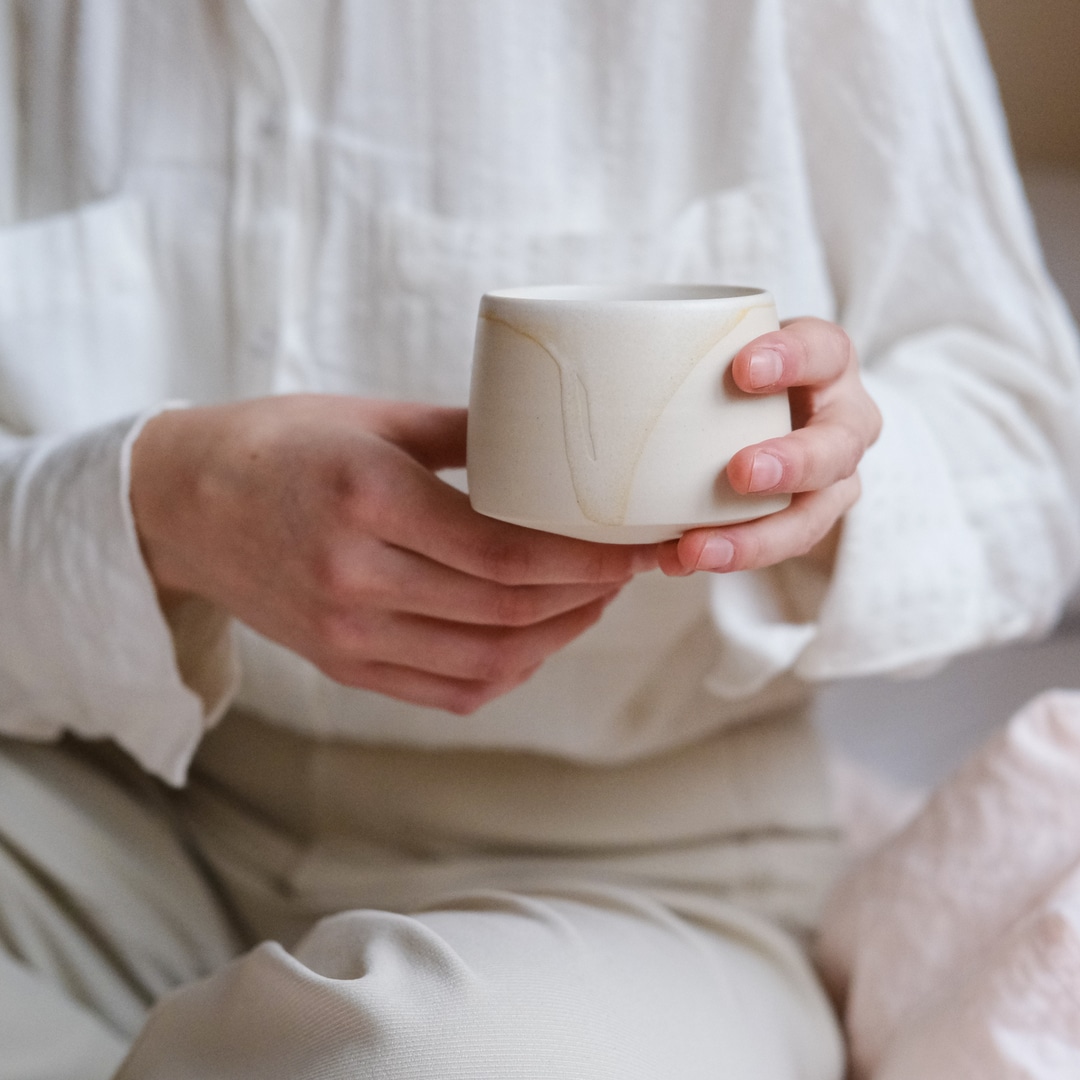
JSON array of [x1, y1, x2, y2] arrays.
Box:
[[658, 316, 882, 575], [466, 286, 880, 576]]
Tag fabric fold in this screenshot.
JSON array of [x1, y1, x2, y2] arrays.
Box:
[[0, 411, 237, 785], [817, 689, 1080, 1080]]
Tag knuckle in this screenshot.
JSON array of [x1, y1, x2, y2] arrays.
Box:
[[829, 321, 854, 359], [838, 427, 865, 478], [312, 537, 390, 605], [310, 547, 353, 598], [781, 317, 855, 384], [809, 317, 853, 362], [812, 320, 854, 379], [331, 456, 394, 527]]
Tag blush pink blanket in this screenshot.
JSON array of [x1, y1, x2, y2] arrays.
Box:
[[817, 689, 1080, 1080]]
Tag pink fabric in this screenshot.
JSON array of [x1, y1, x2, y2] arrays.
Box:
[[827, 755, 924, 861], [817, 690, 1080, 1079]]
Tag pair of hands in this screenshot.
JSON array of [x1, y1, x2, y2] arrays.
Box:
[[131, 317, 881, 714]]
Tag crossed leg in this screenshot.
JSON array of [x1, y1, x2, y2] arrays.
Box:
[[0, 729, 843, 1079], [117, 887, 842, 1079]]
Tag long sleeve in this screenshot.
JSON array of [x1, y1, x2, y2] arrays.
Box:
[[706, 0, 1080, 696], [0, 414, 237, 786], [0, 187, 239, 785], [2, 0, 1075, 767], [0, 0, 245, 790]]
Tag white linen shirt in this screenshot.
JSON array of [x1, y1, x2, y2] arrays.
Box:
[[1, 0, 1078, 786]]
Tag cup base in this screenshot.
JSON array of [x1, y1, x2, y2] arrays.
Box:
[[474, 495, 791, 544]]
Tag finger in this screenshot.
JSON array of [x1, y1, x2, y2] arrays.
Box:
[[327, 658, 543, 716], [365, 445, 660, 585], [340, 540, 625, 627], [655, 537, 692, 577], [372, 403, 469, 471], [662, 473, 862, 575], [730, 317, 854, 394], [325, 594, 613, 687], [726, 406, 875, 495]]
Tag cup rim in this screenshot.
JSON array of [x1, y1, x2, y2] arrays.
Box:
[[483, 283, 770, 304]]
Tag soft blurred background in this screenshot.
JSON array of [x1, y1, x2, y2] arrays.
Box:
[[814, 0, 1080, 787]]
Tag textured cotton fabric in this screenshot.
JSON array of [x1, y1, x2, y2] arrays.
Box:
[[0, 710, 844, 1080], [0, 0, 1078, 786], [1, 1, 1078, 1076], [0, 737, 240, 1080]]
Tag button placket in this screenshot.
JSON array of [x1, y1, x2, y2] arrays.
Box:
[[227, 1, 297, 397]]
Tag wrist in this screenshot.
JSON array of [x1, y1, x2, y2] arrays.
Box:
[[129, 406, 203, 607]]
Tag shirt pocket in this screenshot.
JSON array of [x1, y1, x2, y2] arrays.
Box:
[[0, 196, 171, 436], [308, 182, 779, 405]]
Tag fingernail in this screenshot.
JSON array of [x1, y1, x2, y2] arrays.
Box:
[[696, 535, 735, 571], [748, 349, 783, 389], [748, 451, 784, 492]]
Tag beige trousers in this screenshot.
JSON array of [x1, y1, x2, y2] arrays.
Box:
[[0, 710, 844, 1079]]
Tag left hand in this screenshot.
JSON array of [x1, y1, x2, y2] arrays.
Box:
[[658, 317, 882, 576]]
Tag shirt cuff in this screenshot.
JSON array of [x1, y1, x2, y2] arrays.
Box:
[[705, 377, 992, 698], [0, 409, 238, 785]]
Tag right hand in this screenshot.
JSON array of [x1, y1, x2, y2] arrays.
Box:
[[130, 395, 659, 714]]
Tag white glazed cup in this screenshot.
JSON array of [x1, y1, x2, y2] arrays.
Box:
[[466, 284, 792, 543]]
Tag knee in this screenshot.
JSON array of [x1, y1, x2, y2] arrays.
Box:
[[120, 909, 639, 1079], [120, 899, 841, 1080], [293, 910, 634, 1078]]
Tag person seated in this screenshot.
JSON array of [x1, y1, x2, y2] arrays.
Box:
[[0, 1, 1077, 1076]]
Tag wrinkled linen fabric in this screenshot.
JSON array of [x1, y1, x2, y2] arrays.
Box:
[[0, 712, 848, 1080], [817, 690, 1080, 1080], [0, 0, 1078, 786], [103, 709, 844, 1080]]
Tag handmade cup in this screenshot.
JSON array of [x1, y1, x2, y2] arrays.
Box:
[[466, 284, 791, 543]]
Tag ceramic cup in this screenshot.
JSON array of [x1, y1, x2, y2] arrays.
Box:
[[466, 284, 792, 543]]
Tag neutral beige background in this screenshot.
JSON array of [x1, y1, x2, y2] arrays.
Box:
[[974, 0, 1080, 168]]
